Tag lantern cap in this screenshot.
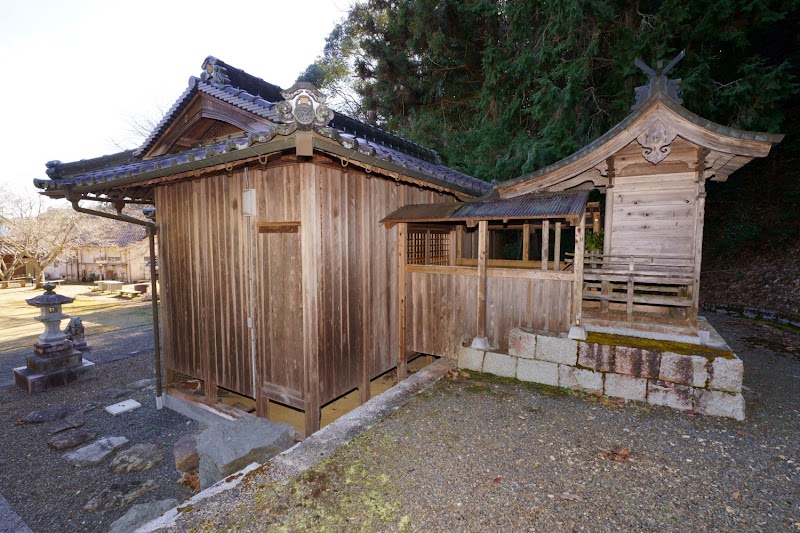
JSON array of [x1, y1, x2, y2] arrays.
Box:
[[26, 283, 74, 307]]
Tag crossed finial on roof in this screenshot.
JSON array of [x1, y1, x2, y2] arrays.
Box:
[[632, 49, 685, 110]]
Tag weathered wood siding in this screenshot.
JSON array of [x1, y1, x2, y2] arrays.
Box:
[[314, 163, 445, 403], [608, 137, 700, 258], [249, 165, 304, 403], [406, 267, 572, 357], [156, 172, 253, 397]]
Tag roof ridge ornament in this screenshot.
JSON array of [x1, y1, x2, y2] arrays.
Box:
[[275, 83, 334, 134], [200, 56, 231, 86], [632, 50, 685, 110]]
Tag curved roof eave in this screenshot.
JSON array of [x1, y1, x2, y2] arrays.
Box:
[[498, 92, 784, 198]]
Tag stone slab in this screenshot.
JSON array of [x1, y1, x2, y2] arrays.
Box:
[[694, 389, 745, 420], [84, 479, 158, 513], [535, 335, 578, 365], [48, 429, 97, 451], [174, 433, 199, 475], [197, 416, 295, 489], [604, 373, 646, 401], [508, 328, 536, 359], [24, 403, 94, 424], [614, 346, 660, 379], [105, 399, 142, 416], [25, 351, 83, 373], [647, 380, 693, 411], [126, 378, 156, 390], [43, 414, 86, 434], [559, 365, 603, 393], [63, 436, 129, 467], [516, 359, 559, 387], [482, 352, 517, 378], [456, 346, 484, 372], [109, 443, 164, 473], [95, 387, 132, 402], [659, 352, 708, 387], [578, 343, 614, 372], [0, 491, 32, 533], [109, 498, 178, 533], [709, 357, 743, 393]]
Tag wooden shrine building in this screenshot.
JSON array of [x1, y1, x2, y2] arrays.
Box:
[[36, 56, 782, 433]]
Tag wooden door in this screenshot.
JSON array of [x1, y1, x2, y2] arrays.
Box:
[[255, 226, 305, 410]]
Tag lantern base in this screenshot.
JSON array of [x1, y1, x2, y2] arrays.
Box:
[[13, 360, 96, 394]]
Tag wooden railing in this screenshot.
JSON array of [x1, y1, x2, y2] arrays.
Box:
[[577, 253, 696, 320]]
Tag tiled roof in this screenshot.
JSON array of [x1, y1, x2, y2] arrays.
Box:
[[37, 57, 490, 197], [381, 190, 590, 225]]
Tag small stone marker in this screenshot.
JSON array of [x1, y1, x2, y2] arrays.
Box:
[[84, 479, 158, 513], [109, 444, 164, 473], [63, 436, 128, 466], [105, 399, 142, 416], [48, 429, 97, 451]]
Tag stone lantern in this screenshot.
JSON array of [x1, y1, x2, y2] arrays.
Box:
[[13, 283, 96, 393]]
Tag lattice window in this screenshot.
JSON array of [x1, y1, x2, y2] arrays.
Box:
[[408, 229, 450, 265]]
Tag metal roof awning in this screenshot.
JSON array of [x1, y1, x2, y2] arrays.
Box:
[[381, 190, 590, 227]]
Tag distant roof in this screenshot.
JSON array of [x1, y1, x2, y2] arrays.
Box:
[[381, 190, 589, 227], [37, 57, 490, 199]]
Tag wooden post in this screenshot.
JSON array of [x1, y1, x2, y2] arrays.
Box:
[[448, 228, 457, 266], [690, 149, 708, 327], [476, 220, 488, 340], [541, 220, 550, 270], [571, 213, 585, 327], [601, 159, 615, 313], [554, 222, 562, 270], [455, 224, 463, 263], [522, 222, 530, 261], [359, 177, 371, 405], [397, 222, 408, 380], [300, 163, 321, 437]]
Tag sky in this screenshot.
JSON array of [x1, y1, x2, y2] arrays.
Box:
[[0, 0, 351, 197]]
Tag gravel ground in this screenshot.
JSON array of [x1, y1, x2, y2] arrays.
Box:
[[166, 313, 799, 532], [0, 352, 200, 533]]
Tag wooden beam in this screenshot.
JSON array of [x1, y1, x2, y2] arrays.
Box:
[[572, 212, 585, 326], [522, 222, 530, 261], [601, 157, 615, 312], [448, 228, 457, 266], [476, 220, 488, 339], [554, 222, 562, 270], [397, 222, 408, 380], [541, 220, 550, 271], [300, 163, 321, 437], [689, 148, 708, 326]]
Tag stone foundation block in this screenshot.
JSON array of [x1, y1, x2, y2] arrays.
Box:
[[709, 357, 743, 393], [604, 373, 646, 401], [578, 343, 614, 372], [647, 380, 693, 411], [659, 352, 708, 387], [457, 347, 485, 372], [694, 389, 745, 420], [559, 365, 603, 393], [614, 346, 660, 379], [535, 335, 578, 365], [508, 328, 536, 359], [517, 359, 559, 387], [482, 352, 517, 378]]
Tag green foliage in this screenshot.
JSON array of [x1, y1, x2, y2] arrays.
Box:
[[585, 231, 604, 253], [307, 0, 798, 184]]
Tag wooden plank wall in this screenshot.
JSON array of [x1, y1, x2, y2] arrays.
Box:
[[155, 172, 253, 397], [314, 162, 444, 404], [608, 137, 700, 258], [249, 165, 304, 402], [406, 269, 572, 356]]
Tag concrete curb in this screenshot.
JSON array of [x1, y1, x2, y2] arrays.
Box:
[[135, 358, 455, 532]]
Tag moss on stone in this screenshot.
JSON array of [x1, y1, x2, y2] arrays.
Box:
[[585, 332, 735, 360]]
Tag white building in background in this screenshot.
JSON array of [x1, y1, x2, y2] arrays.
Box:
[[45, 222, 155, 283]]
